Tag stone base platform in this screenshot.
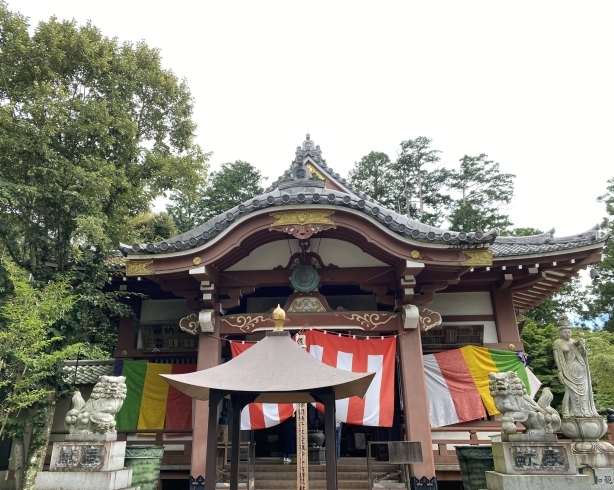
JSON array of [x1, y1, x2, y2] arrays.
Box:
[[492, 439, 577, 475], [485, 471, 590, 490], [49, 440, 127, 472], [36, 468, 137, 490]]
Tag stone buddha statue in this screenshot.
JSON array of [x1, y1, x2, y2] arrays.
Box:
[[552, 315, 599, 418]]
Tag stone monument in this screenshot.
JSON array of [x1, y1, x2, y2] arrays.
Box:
[[35, 375, 139, 490], [553, 315, 614, 485], [483, 371, 590, 490]]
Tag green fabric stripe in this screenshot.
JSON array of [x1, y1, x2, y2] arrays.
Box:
[[489, 350, 531, 395], [116, 360, 147, 430]]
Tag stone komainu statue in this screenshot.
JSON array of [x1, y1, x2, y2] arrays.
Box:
[[65, 376, 127, 436], [489, 371, 561, 436]]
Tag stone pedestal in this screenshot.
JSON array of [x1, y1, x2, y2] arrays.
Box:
[[36, 440, 139, 490], [308, 447, 326, 464], [483, 436, 590, 490]]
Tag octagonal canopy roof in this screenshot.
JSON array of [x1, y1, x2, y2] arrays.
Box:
[[160, 332, 375, 403]]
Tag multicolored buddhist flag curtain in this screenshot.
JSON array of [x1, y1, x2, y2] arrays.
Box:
[[424, 346, 541, 428], [230, 342, 295, 430], [114, 360, 196, 430], [304, 330, 397, 427]]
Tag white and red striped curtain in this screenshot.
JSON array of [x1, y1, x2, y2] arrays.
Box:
[[304, 330, 396, 427], [230, 342, 295, 430], [230, 331, 396, 429]]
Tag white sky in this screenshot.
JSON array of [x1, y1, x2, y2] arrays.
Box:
[[11, 0, 614, 236]]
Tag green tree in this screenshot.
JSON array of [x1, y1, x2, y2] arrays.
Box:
[[586, 177, 614, 331], [348, 152, 395, 208], [446, 154, 515, 232], [122, 212, 178, 245], [168, 160, 264, 233], [0, 3, 209, 274], [522, 322, 614, 413], [391, 136, 451, 225], [521, 321, 564, 408], [0, 5, 207, 485], [0, 260, 78, 489]]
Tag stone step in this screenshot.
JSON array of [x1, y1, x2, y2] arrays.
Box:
[[251, 464, 392, 473], [255, 471, 371, 480], [255, 480, 369, 489]]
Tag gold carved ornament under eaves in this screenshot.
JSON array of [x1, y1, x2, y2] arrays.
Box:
[[270, 210, 335, 227], [305, 162, 327, 181], [461, 249, 493, 267], [125, 260, 154, 276], [287, 297, 327, 313]]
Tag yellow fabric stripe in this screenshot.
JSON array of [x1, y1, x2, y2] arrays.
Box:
[[137, 363, 173, 429], [460, 346, 499, 415]]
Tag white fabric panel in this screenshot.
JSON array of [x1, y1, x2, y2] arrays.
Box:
[[363, 355, 384, 426], [335, 351, 353, 423], [240, 406, 251, 431], [309, 344, 324, 362], [263, 404, 281, 428], [423, 355, 459, 428], [527, 367, 542, 398]]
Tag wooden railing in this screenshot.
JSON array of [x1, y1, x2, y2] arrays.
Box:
[[430, 421, 502, 467], [117, 429, 193, 467]]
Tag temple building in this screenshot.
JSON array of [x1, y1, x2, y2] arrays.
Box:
[[8, 135, 608, 490]]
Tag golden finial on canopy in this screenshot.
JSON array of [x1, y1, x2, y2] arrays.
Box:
[[272, 304, 287, 332]]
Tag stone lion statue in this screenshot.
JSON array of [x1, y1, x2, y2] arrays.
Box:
[[489, 371, 561, 436], [65, 375, 127, 437]]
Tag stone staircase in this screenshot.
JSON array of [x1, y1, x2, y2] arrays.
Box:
[[251, 458, 396, 490]]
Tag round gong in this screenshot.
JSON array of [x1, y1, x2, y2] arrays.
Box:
[[290, 265, 320, 293]]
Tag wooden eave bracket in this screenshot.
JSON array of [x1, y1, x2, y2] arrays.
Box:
[[396, 259, 425, 279]]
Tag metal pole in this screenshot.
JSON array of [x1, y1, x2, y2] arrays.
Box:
[[230, 394, 242, 490], [322, 389, 337, 490]]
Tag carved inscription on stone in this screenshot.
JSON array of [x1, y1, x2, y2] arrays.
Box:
[[57, 445, 105, 470], [513, 446, 568, 472]]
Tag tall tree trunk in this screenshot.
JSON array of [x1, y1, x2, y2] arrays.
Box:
[[21, 398, 56, 490], [405, 178, 411, 218], [418, 170, 423, 219], [13, 435, 25, 490]]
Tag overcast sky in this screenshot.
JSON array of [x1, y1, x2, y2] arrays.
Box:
[[11, 1, 614, 237]]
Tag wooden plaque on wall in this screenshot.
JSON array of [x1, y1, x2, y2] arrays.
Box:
[[141, 324, 198, 352]]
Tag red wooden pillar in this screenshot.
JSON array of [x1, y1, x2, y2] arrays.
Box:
[[190, 325, 222, 486], [397, 318, 437, 487], [490, 287, 521, 346]]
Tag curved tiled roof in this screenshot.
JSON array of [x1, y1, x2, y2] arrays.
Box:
[[62, 360, 114, 385], [491, 225, 608, 258], [119, 135, 609, 259], [120, 187, 499, 255]]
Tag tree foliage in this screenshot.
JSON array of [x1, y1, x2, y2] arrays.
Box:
[[349, 138, 515, 230], [586, 177, 614, 331], [392, 136, 451, 225], [0, 3, 209, 273], [446, 154, 515, 232], [348, 152, 395, 208], [0, 260, 76, 437], [168, 160, 264, 233]]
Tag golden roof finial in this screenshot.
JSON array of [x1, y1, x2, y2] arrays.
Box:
[[272, 304, 287, 332]]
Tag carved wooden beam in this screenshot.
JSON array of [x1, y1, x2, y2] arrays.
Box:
[[497, 273, 514, 290], [509, 271, 547, 291], [414, 281, 450, 306]]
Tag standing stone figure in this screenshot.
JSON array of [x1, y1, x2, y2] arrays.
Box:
[[552, 315, 599, 418]]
